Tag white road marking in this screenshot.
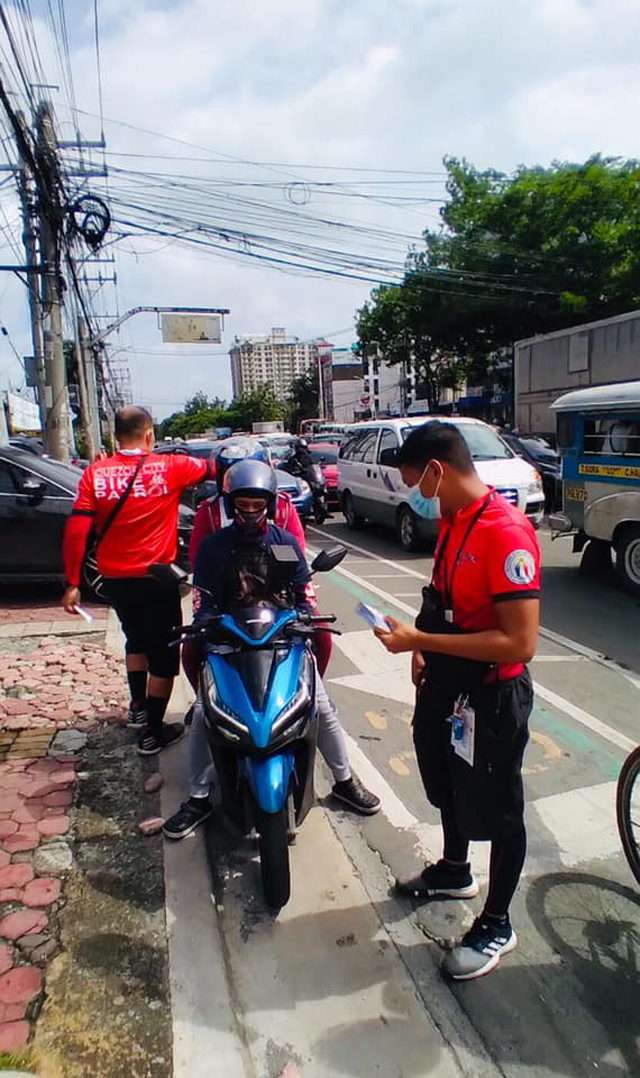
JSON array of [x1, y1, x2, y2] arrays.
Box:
[[342, 731, 418, 829], [309, 525, 428, 579], [312, 522, 640, 691], [533, 681, 636, 754], [317, 547, 636, 756], [531, 655, 585, 662]]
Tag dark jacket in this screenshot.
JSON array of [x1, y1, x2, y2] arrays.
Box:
[[194, 522, 310, 621]]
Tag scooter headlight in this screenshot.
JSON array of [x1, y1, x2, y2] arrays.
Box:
[[202, 663, 249, 738], [271, 652, 313, 738]]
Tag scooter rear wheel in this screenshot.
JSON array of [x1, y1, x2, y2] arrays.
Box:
[[257, 805, 291, 910]]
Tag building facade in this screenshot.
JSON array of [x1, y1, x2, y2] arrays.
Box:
[[230, 327, 316, 399], [515, 309, 640, 435]]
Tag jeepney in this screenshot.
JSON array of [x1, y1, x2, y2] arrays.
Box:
[[549, 381, 640, 596]]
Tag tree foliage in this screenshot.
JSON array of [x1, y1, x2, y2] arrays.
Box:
[[156, 385, 287, 440], [288, 367, 319, 433], [357, 155, 640, 407]]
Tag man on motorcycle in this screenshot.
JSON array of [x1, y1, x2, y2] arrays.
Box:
[[184, 437, 330, 687], [285, 436, 330, 524], [163, 460, 380, 839]]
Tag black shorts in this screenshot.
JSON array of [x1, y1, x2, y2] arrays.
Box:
[[413, 670, 533, 841], [105, 575, 182, 679]]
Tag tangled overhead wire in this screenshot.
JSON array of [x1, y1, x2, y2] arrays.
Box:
[[65, 194, 111, 251]]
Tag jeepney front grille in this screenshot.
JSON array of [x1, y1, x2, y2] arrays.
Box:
[[497, 488, 518, 506]]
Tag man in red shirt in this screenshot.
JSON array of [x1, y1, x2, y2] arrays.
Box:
[[375, 422, 540, 981], [62, 406, 211, 755]]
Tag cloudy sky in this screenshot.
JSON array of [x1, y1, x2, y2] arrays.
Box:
[[0, 0, 639, 418]]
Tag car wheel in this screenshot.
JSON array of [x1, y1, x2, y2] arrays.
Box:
[[396, 505, 420, 552], [343, 492, 364, 530], [615, 526, 640, 598]]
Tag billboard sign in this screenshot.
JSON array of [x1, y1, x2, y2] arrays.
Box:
[[6, 392, 40, 433], [161, 313, 222, 344]]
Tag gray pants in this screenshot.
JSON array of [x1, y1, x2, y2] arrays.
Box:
[[189, 672, 351, 797]]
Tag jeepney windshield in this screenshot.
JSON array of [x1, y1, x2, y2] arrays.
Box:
[[583, 418, 640, 457]]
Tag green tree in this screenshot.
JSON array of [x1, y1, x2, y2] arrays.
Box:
[[227, 383, 287, 429], [288, 367, 319, 432], [358, 155, 640, 401]]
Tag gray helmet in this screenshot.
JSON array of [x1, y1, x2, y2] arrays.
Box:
[[222, 459, 277, 511]]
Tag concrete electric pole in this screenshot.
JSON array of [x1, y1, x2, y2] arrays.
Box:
[[36, 102, 69, 461]]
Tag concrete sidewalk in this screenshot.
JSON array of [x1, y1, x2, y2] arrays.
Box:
[[159, 681, 486, 1078]]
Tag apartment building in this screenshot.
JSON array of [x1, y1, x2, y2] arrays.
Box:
[[230, 327, 316, 399]]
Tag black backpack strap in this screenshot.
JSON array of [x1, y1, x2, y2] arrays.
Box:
[[94, 456, 145, 551]]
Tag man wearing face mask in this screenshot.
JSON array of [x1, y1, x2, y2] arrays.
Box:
[[375, 422, 540, 981], [162, 460, 379, 839]]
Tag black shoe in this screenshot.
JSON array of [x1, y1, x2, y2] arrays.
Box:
[[442, 915, 517, 980], [137, 722, 185, 756], [395, 859, 479, 900], [127, 705, 148, 730], [332, 776, 380, 815], [184, 704, 195, 727], [162, 797, 212, 840]]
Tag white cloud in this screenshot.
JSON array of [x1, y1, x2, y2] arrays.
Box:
[[1, 0, 639, 416]]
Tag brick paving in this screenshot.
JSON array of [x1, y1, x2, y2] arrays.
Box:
[[0, 600, 130, 1054]]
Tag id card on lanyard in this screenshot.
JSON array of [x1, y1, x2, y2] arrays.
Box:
[[449, 694, 476, 766]]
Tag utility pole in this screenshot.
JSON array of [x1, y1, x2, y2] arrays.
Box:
[[36, 102, 69, 461], [0, 392, 8, 445], [76, 315, 99, 459], [16, 113, 46, 429]]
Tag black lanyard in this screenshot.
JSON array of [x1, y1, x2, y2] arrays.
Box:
[[432, 492, 495, 618]]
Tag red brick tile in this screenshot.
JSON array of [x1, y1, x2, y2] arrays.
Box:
[[0, 944, 13, 975], [23, 878, 60, 908], [2, 832, 39, 854], [0, 889, 23, 902], [36, 816, 69, 838], [0, 1001, 27, 1022], [0, 865, 33, 890], [0, 964, 42, 1003], [0, 1019, 29, 1051], [43, 789, 73, 807], [11, 802, 44, 825], [0, 908, 47, 940], [0, 822, 18, 840]]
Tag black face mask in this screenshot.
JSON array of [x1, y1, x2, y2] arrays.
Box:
[[233, 506, 268, 539]]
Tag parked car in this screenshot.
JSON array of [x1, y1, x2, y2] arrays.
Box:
[[500, 432, 560, 510], [0, 446, 193, 585], [309, 442, 339, 505], [337, 417, 545, 551]]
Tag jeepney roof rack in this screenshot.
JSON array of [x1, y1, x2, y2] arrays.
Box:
[[551, 380, 640, 414]]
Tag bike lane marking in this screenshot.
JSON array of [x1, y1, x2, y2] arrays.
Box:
[[307, 543, 635, 757]]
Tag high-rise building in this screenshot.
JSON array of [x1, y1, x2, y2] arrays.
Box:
[[230, 327, 316, 400]]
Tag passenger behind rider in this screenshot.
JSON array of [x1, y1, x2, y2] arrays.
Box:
[[183, 437, 331, 685], [162, 460, 380, 840]]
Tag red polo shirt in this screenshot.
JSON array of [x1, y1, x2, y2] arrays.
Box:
[[433, 489, 541, 680], [63, 451, 208, 584]]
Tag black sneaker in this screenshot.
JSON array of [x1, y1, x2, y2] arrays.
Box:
[[442, 915, 517, 980], [162, 797, 212, 840], [127, 705, 147, 730], [395, 859, 479, 900], [137, 722, 185, 756], [332, 776, 381, 815]]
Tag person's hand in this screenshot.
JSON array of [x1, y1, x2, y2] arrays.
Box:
[[411, 650, 425, 687], [374, 615, 419, 654], [62, 586, 81, 615]]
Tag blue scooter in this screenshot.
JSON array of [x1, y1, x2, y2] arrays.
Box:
[[178, 544, 346, 910]]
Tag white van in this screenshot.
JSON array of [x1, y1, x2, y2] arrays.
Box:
[[337, 417, 545, 550]]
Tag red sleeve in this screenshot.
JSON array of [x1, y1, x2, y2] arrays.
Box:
[[487, 524, 541, 602], [277, 494, 306, 553], [63, 470, 97, 586], [171, 454, 209, 490], [189, 498, 214, 569]]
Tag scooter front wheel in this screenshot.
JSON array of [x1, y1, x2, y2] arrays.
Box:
[[256, 805, 291, 910]]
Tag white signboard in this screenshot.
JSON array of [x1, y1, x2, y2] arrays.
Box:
[[161, 313, 222, 344], [6, 392, 40, 433]]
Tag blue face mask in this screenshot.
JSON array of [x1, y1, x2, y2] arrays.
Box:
[[408, 461, 442, 520]]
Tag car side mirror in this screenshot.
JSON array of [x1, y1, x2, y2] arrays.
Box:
[[379, 447, 398, 467], [21, 478, 46, 505], [311, 545, 347, 573]]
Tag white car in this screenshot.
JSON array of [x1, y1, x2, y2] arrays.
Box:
[[337, 416, 545, 550]]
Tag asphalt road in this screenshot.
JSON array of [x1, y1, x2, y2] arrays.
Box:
[[304, 517, 639, 1078], [163, 516, 639, 1078]]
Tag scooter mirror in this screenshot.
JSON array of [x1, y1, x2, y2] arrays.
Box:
[[311, 545, 347, 573]]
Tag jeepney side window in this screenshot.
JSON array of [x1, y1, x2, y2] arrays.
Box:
[[583, 419, 606, 455], [557, 414, 575, 450], [583, 416, 640, 456]]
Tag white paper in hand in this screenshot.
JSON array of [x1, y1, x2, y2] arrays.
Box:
[[355, 602, 390, 633]]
